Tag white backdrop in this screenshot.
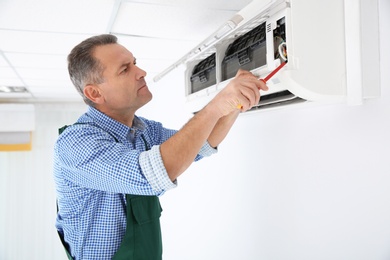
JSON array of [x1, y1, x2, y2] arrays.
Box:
[[0, 1, 389, 259]]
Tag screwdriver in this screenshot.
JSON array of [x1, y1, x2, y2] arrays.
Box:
[[237, 60, 288, 109], [260, 60, 288, 84]]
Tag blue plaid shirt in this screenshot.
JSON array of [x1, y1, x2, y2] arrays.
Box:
[[54, 106, 216, 259]]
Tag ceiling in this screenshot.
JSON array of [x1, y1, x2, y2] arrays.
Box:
[[0, 0, 253, 103]]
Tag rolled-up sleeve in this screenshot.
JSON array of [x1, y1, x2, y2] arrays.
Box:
[[139, 145, 177, 194], [199, 141, 218, 157]]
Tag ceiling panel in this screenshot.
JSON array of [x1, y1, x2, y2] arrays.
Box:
[[117, 0, 253, 12], [0, 0, 252, 103], [112, 2, 238, 40], [0, 78, 24, 86], [117, 35, 198, 60], [0, 67, 19, 79], [5, 53, 67, 69], [28, 85, 80, 96], [0, 0, 114, 33], [0, 30, 93, 55], [0, 54, 8, 67], [16, 68, 69, 82], [23, 79, 72, 88]]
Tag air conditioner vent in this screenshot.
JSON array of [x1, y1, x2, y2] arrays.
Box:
[[249, 90, 306, 111], [266, 23, 272, 33]]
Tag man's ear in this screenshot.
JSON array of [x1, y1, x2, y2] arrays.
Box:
[[84, 84, 104, 104]]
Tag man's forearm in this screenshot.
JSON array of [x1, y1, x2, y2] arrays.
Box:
[[207, 110, 240, 148], [159, 104, 222, 181]]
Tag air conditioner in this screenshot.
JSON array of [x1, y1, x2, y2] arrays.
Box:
[[156, 0, 381, 113], [0, 104, 35, 151]]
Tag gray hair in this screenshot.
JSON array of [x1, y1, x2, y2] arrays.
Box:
[[67, 34, 118, 106]]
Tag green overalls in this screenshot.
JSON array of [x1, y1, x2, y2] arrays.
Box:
[[112, 195, 163, 260], [59, 194, 163, 259], [57, 124, 164, 259]]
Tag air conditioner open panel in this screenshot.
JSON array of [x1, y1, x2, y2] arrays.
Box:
[[178, 0, 380, 114]]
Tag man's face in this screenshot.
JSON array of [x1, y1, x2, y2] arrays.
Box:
[[92, 43, 152, 113]]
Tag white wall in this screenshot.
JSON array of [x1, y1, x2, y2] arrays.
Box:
[[0, 1, 389, 259], [0, 103, 87, 260], [156, 1, 390, 259]]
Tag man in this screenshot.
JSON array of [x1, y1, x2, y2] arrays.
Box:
[[54, 34, 267, 259]]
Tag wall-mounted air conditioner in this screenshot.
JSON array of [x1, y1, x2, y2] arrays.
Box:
[[0, 104, 35, 151], [156, 0, 380, 113]]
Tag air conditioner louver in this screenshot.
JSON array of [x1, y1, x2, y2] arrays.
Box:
[[250, 90, 305, 111]]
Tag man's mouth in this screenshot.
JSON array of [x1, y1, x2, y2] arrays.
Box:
[[138, 79, 148, 90]]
